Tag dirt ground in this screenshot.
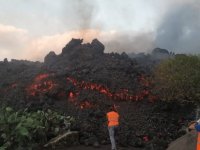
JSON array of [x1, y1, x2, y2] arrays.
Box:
[[167, 130, 197, 150]]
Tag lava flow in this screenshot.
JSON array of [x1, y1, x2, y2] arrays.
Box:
[[67, 76, 157, 102], [26, 73, 57, 96]]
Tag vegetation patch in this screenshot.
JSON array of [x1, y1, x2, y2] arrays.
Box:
[[0, 106, 75, 150]]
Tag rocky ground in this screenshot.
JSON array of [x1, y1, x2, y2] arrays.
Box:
[[57, 145, 142, 150], [0, 39, 195, 150]]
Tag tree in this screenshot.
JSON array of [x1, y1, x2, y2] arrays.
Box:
[[153, 55, 200, 105]]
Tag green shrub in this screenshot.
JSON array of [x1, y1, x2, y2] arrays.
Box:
[[153, 55, 200, 104], [0, 106, 74, 150]]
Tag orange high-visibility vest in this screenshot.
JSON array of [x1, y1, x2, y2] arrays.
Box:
[[197, 132, 200, 150], [107, 111, 119, 127]]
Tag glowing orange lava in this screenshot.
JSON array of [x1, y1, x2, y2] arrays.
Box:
[[26, 73, 57, 96], [66, 76, 157, 102], [80, 101, 94, 109]]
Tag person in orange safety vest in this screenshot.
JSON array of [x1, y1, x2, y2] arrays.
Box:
[[106, 105, 119, 150], [195, 119, 200, 150]]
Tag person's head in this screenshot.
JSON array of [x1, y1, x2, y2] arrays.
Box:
[[108, 105, 116, 112]]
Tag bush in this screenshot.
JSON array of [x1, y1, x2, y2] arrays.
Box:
[[0, 106, 74, 150], [153, 55, 200, 104]]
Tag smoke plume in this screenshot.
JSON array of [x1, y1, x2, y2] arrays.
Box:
[[155, 1, 200, 53]]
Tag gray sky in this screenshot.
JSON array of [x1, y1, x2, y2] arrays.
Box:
[[0, 0, 200, 61]]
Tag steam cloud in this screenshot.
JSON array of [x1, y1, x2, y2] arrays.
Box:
[[101, 31, 155, 53], [67, 0, 200, 54], [0, 0, 200, 61], [62, 0, 96, 38], [155, 2, 200, 53]]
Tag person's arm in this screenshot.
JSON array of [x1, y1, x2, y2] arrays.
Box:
[[188, 121, 196, 131], [106, 113, 109, 126]]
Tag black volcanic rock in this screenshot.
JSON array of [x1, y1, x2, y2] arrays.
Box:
[[91, 39, 104, 54], [152, 48, 169, 54], [44, 51, 57, 65], [128, 47, 175, 74], [0, 39, 192, 150], [3, 58, 8, 63], [61, 38, 104, 57], [62, 38, 83, 54], [43, 38, 139, 91], [151, 48, 170, 61]]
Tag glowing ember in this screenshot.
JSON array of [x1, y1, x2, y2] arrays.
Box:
[[80, 101, 94, 109], [11, 83, 17, 88], [26, 73, 57, 96], [69, 92, 75, 98], [139, 74, 150, 87], [34, 73, 49, 82]]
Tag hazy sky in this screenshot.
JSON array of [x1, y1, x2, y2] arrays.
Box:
[[0, 0, 200, 61]]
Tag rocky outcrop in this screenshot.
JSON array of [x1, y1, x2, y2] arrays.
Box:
[[62, 38, 83, 54], [152, 48, 169, 54], [44, 51, 57, 66], [61, 38, 104, 56], [91, 39, 105, 54]]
